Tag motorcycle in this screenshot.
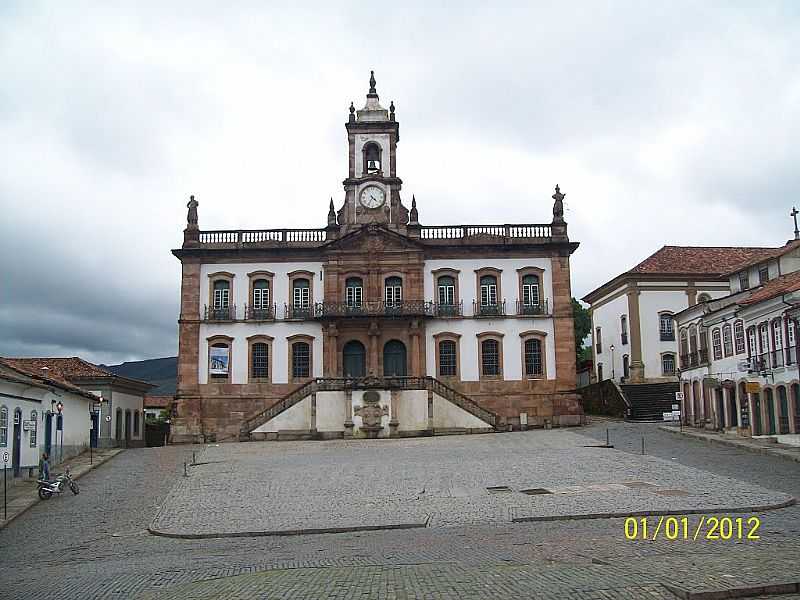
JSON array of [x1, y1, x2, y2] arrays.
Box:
[[37, 466, 80, 500]]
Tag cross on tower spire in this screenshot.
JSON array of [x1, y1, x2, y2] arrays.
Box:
[[791, 206, 799, 240]]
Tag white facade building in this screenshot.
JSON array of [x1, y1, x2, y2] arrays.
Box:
[[0, 359, 96, 478], [675, 239, 800, 434]]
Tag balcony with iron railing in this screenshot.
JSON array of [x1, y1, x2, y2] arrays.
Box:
[[473, 300, 506, 318], [699, 348, 709, 364], [203, 305, 236, 321], [245, 304, 276, 321], [770, 350, 785, 369], [314, 301, 431, 318], [284, 304, 315, 320], [515, 299, 549, 316], [429, 301, 463, 318], [660, 331, 676, 342], [786, 346, 797, 366]]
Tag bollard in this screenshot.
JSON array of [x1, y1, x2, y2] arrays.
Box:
[[183, 462, 188, 477], [192, 451, 196, 465], [641, 436, 645, 455]]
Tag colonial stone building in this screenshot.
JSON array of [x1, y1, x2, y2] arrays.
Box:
[[171, 73, 581, 443]]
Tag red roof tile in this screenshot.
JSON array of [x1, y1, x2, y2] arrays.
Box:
[[628, 246, 777, 276], [0, 358, 100, 401], [2, 357, 113, 379], [722, 239, 800, 275], [739, 270, 800, 306]]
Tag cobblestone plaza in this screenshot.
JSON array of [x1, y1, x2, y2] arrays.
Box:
[[2, 422, 800, 599]]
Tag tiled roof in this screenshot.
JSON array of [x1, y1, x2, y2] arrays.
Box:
[[2, 357, 114, 379], [722, 239, 800, 275], [739, 270, 800, 306], [628, 246, 777, 276], [0, 358, 100, 401]]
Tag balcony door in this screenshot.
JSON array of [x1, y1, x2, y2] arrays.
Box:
[[383, 340, 407, 376], [343, 341, 366, 378]]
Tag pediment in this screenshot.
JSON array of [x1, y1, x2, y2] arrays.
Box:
[[323, 224, 424, 254]]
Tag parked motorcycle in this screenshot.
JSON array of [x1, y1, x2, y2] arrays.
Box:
[[37, 467, 80, 500]]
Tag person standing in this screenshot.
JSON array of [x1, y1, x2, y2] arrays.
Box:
[[39, 452, 50, 481]]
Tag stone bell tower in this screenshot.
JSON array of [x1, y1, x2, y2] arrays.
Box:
[[337, 71, 410, 233]]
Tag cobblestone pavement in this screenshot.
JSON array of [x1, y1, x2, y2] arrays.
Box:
[[152, 431, 793, 537], [1, 423, 799, 599]]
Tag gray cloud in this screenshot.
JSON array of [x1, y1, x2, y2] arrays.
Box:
[[1, 1, 798, 363]]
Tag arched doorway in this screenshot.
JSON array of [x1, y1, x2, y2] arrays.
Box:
[[727, 387, 737, 428], [738, 382, 750, 429], [765, 389, 776, 435], [793, 384, 800, 432], [752, 392, 762, 435], [383, 340, 407, 376], [342, 340, 366, 377], [115, 409, 123, 442], [692, 380, 702, 426], [778, 386, 789, 434]]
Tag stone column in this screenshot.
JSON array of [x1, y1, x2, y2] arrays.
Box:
[[410, 320, 421, 376], [174, 260, 202, 443], [550, 255, 577, 391], [343, 388, 354, 438], [389, 389, 400, 437], [368, 321, 380, 375], [626, 285, 645, 383]]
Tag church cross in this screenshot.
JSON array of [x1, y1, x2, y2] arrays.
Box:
[[792, 207, 799, 240]]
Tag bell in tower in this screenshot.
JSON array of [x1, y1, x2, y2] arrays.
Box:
[[364, 142, 382, 175]]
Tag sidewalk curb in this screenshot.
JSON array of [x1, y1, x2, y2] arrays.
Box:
[[659, 426, 800, 463], [0, 448, 124, 531], [147, 520, 430, 540], [663, 580, 800, 599]]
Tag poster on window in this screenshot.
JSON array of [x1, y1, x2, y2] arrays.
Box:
[[209, 346, 230, 375]]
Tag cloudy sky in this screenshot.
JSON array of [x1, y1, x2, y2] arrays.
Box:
[[1, 1, 798, 365]]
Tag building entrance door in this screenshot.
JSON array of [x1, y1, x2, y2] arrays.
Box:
[[766, 390, 776, 435], [383, 340, 407, 376], [752, 394, 762, 435], [343, 341, 366, 377], [90, 412, 99, 448], [12, 409, 21, 477], [44, 413, 53, 457]]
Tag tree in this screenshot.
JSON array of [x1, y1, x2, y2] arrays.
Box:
[[572, 298, 592, 363]]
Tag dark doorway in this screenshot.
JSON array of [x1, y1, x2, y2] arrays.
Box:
[[752, 393, 762, 435], [383, 340, 407, 376], [115, 409, 122, 442], [90, 412, 99, 448], [124, 410, 132, 448], [12, 409, 21, 477], [715, 389, 724, 430], [44, 412, 53, 457], [343, 340, 366, 377], [766, 390, 776, 435]]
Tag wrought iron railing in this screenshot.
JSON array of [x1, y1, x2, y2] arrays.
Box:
[[429, 301, 463, 318], [473, 300, 506, 317], [660, 331, 676, 342], [314, 301, 431, 318], [284, 304, 314, 320], [699, 349, 709, 364], [245, 304, 276, 321], [771, 349, 785, 368], [239, 375, 499, 436], [420, 224, 552, 240], [787, 346, 797, 366], [203, 305, 236, 321], [515, 300, 549, 316]]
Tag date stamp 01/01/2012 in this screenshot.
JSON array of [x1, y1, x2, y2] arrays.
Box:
[[624, 516, 761, 541]]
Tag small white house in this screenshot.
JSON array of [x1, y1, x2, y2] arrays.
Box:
[[0, 359, 96, 479]]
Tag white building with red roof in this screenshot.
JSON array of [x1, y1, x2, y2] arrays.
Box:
[[674, 238, 800, 435]]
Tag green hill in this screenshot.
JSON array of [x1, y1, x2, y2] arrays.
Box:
[[103, 356, 177, 395]]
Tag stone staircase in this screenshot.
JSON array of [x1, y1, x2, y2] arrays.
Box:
[[620, 382, 680, 421], [239, 376, 499, 440]]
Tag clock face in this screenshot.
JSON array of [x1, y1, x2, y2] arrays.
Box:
[[359, 185, 386, 209]]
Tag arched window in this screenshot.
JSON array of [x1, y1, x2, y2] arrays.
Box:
[[385, 276, 402, 307], [133, 411, 140, 436], [292, 341, 311, 379], [251, 342, 269, 380], [524, 338, 543, 377], [212, 279, 230, 309], [0, 406, 7, 447], [596, 327, 603, 354], [773, 319, 784, 350], [734, 320, 745, 355], [679, 328, 688, 356], [481, 339, 500, 377], [622, 354, 630, 379], [722, 324, 733, 357], [712, 328, 722, 360], [30, 410, 37, 447], [438, 340, 457, 377], [747, 326, 757, 358], [251, 279, 271, 318], [345, 277, 363, 308], [521, 274, 540, 307], [437, 275, 455, 306], [208, 338, 232, 382], [363, 142, 382, 174], [597, 363, 604, 381], [620, 315, 628, 345], [480, 275, 498, 307], [759, 323, 770, 355], [659, 312, 674, 341], [689, 325, 698, 354], [292, 278, 310, 309], [661, 353, 676, 375]]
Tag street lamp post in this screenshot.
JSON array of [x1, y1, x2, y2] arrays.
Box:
[[610, 344, 616, 380]]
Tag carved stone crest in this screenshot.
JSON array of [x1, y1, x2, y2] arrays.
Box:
[[354, 390, 388, 435]]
